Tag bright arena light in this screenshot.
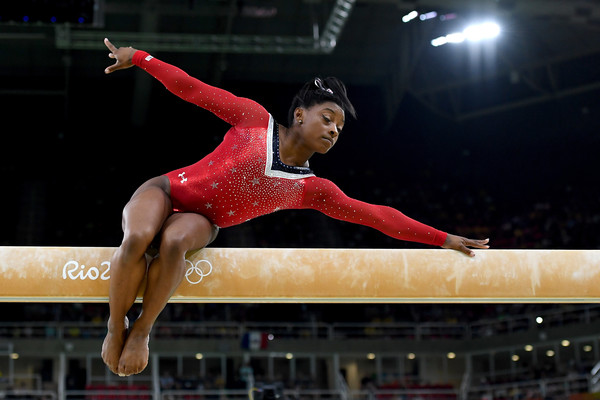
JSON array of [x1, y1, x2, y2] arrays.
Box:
[[464, 22, 501, 41], [446, 32, 466, 43], [419, 11, 438, 21], [431, 36, 448, 47], [402, 10, 418, 23], [431, 21, 500, 47]]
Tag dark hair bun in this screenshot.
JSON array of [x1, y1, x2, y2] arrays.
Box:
[[287, 76, 356, 126]]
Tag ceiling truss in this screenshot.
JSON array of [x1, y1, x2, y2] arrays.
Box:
[[55, 0, 357, 55]]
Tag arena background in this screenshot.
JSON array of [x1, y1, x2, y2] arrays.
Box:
[[0, 0, 599, 399]]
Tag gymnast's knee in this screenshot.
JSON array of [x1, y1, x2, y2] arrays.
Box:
[[117, 230, 157, 263], [159, 231, 197, 261], [159, 219, 215, 260]]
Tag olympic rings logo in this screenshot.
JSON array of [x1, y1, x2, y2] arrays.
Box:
[[184, 259, 213, 285]]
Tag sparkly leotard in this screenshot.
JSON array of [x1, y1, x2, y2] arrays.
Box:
[[132, 51, 448, 246]]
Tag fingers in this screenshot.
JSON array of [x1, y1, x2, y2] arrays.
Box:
[[105, 63, 117, 74], [105, 53, 117, 74], [467, 238, 490, 249], [104, 37, 117, 53], [103, 38, 136, 74], [449, 237, 490, 257], [463, 238, 490, 257], [442, 234, 490, 257], [460, 243, 476, 257], [104, 38, 118, 74]]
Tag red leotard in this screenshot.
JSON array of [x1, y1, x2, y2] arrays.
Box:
[[132, 51, 448, 247]]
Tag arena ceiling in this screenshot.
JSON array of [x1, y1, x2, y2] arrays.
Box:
[[1, 0, 600, 129]]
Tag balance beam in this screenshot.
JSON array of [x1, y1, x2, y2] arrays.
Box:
[[0, 247, 599, 303]]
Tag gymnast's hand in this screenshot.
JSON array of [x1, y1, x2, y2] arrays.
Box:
[[103, 38, 137, 74], [442, 234, 490, 257]]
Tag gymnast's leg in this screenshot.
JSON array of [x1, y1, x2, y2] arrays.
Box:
[[117, 212, 217, 376], [101, 176, 172, 375]]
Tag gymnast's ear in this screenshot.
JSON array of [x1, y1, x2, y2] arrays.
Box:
[[294, 107, 304, 124]]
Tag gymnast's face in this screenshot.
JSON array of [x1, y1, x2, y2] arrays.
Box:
[[297, 101, 345, 154]]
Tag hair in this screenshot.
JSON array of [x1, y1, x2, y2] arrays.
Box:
[[287, 77, 357, 127]]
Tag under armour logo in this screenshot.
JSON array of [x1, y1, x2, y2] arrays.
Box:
[[178, 172, 187, 183], [184, 259, 213, 285]]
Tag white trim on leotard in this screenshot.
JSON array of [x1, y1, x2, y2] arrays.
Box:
[[264, 115, 315, 180]]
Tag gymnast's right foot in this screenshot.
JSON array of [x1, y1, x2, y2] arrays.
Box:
[[101, 316, 129, 375]]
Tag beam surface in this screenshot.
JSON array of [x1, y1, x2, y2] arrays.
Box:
[[0, 247, 599, 303]]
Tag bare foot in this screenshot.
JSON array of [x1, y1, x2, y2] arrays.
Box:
[[117, 326, 150, 376], [101, 316, 129, 375]]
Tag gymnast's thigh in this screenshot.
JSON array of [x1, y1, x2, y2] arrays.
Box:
[[158, 212, 219, 253], [121, 176, 172, 239]]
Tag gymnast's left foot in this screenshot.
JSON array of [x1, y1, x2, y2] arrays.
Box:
[[117, 326, 150, 376], [102, 316, 129, 375]]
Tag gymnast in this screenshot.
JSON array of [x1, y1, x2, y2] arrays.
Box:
[[101, 38, 490, 376]]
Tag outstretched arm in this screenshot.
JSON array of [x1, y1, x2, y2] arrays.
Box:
[[302, 178, 489, 257], [103, 38, 269, 127]]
